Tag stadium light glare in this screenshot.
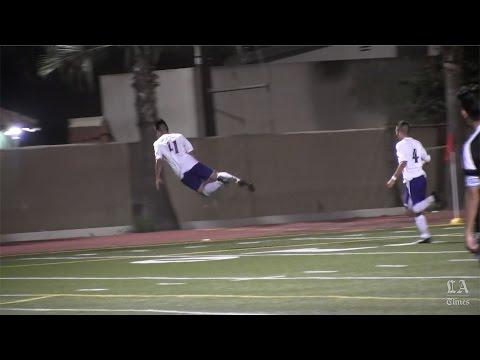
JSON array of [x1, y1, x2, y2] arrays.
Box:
[[4, 126, 23, 137]]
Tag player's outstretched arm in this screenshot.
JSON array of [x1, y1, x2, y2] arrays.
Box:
[[155, 159, 163, 190], [386, 161, 407, 188]]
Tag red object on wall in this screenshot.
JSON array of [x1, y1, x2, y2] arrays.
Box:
[[444, 132, 454, 162]]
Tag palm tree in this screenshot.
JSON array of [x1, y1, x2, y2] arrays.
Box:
[[38, 45, 163, 132], [38, 45, 176, 231]]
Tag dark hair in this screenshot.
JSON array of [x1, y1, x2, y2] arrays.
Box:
[[457, 84, 480, 120], [154, 119, 169, 132], [396, 120, 410, 134]]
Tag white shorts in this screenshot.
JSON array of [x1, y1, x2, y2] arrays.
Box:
[[465, 175, 480, 188]]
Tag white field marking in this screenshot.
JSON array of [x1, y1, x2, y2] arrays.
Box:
[[156, 283, 185, 286], [342, 234, 365, 237], [131, 255, 239, 264], [184, 245, 208, 249], [288, 234, 462, 241], [375, 265, 408, 268], [448, 259, 479, 262], [442, 227, 463, 230], [393, 230, 418, 233], [18, 257, 98, 260], [252, 246, 378, 254], [241, 250, 467, 256], [431, 241, 446, 244], [76, 289, 109, 292], [2, 233, 463, 268], [0, 222, 456, 260], [129, 250, 151, 253], [384, 242, 419, 247], [0, 308, 269, 315], [201, 239, 211, 242], [0, 295, 58, 306], [1, 293, 479, 302], [303, 271, 338, 274], [237, 241, 262, 245], [231, 275, 287, 282], [1, 275, 478, 281], [73, 253, 98, 256], [11, 248, 467, 264]]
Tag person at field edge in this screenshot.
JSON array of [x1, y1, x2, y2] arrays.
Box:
[[386, 120, 440, 243], [457, 85, 480, 254]]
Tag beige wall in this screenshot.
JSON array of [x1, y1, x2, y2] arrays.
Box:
[[100, 67, 202, 143], [210, 58, 425, 136], [0, 128, 444, 237], [0, 143, 132, 234], [164, 127, 445, 226]]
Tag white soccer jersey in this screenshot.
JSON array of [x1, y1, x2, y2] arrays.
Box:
[[395, 137, 430, 182], [462, 124, 480, 187], [153, 133, 198, 178], [462, 124, 480, 172]]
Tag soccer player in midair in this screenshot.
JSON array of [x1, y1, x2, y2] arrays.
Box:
[[153, 119, 255, 196]]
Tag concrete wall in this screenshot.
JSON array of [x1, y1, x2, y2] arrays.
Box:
[[0, 127, 445, 238], [210, 58, 424, 135], [0, 143, 132, 235], [269, 45, 398, 64], [100, 67, 202, 143], [99, 56, 426, 141], [164, 127, 445, 228]]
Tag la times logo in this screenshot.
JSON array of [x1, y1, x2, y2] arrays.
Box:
[[446, 280, 470, 306]]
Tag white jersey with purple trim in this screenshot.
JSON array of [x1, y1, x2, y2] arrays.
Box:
[[153, 133, 198, 179], [395, 137, 430, 182]]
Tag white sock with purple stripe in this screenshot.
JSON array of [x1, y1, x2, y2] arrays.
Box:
[[415, 214, 431, 239], [412, 195, 435, 213], [202, 181, 224, 196], [217, 172, 240, 183]]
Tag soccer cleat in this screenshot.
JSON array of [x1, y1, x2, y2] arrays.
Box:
[[217, 176, 229, 185], [417, 237, 432, 244], [237, 179, 255, 192]]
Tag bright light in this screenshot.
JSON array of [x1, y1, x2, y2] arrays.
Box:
[[21, 127, 41, 133], [4, 126, 23, 137]]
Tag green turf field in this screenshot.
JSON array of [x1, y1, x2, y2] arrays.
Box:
[[1, 223, 479, 315]]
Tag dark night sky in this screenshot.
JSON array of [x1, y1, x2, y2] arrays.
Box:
[[1, 45, 235, 146], [1, 46, 104, 145]]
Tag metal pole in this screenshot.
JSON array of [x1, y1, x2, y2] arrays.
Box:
[[194, 46, 216, 137], [442, 46, 464, 224], [450, 151, 462, 221], [208, 83, 270, 94]]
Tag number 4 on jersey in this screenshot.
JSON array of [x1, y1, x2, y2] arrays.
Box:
[[412, 148, 419, 163]]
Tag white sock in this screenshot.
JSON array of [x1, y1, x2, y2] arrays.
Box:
[[217, 171, 239, 183], [202, 181, 224, 196], [415, 214, 431, 239], [412, 195, 435, 213]]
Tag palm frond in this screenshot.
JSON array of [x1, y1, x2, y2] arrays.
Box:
[[38, 45, 111, 75], [37, 45, 112, 90]]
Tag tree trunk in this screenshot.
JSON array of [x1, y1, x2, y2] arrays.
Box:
[[442, 46, 465, 210], [129, 52, 178, 231], [194, 46, 216, 137]]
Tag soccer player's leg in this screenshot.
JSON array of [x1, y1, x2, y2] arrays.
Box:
[[464, 176, 480, 253], [181, 166, 206, 195], [403, 186, 414, 217], [409, 176, 432, 243], [410, 177, 435, 213], [193, 163, 225, 197], [217, 171, 255, 192]]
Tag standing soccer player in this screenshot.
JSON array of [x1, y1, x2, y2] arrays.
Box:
[[457, 85, 480, 254], [386, 121, 439, 243], [153, 119, 255, 196]]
